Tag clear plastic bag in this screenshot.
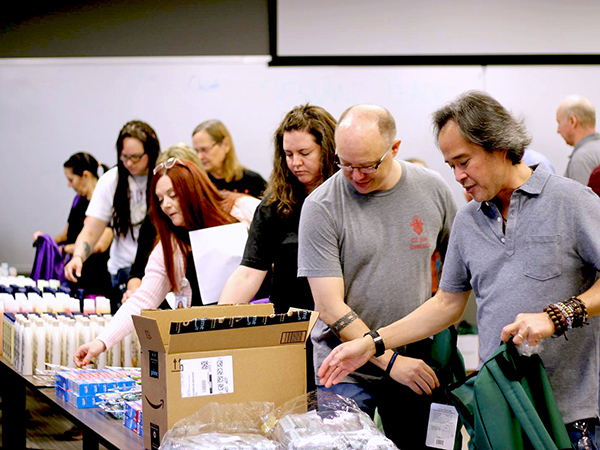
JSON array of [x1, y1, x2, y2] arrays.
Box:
[[265, 391, 398, 450], [159, 402, 283, 450]]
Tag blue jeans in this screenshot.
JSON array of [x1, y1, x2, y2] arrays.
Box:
[[317, 384, 376, 418], [110, 266, 131, 312]]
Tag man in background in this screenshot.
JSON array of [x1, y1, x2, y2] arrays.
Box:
[[557, 95, 600, 184]]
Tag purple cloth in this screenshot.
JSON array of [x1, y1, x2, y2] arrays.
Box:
[[31, 234, 66, 283]]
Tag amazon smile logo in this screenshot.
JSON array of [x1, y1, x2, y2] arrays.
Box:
[[145, 396, 165, 409]]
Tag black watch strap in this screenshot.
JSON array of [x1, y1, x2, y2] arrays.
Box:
[[364, 330, 385, 357]]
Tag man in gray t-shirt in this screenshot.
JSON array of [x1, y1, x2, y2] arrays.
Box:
[[318, 92, 600, 449], [298, 105, 457, 449]]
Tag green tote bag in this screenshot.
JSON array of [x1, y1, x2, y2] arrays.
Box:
[[447, 339, 572, 450]]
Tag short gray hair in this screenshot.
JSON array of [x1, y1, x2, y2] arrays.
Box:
[[560, 95, 596, 128], [432, 91, 531, 165]]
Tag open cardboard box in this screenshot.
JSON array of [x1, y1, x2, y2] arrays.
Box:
[[132, 303, 318, 450]]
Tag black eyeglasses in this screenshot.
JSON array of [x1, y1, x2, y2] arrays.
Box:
[[336, 141, 394, 174], [120, 152, 146, 163], [153, 157, 186, 175]]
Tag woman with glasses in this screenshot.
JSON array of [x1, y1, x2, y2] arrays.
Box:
[[122, 143, 240, 302], [218, 104, 338, 389], [33, 152, 112, 297], [73, 157, 259, 366], [65, 121, 160, 311], [192, 119, 267, 197]]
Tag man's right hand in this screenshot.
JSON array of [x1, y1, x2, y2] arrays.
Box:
[[74, 339, 107, 367], [64, 256, 83, 282], [389, 355, 439, 395]]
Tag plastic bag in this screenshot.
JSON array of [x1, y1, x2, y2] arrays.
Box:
[[265, 391, 398, 450], [159, 402, 283, 450]]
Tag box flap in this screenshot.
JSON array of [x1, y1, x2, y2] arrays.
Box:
[[141, 304, 274, 342], [132, 315, 166, 352], [168, 310, 316, 353], [288, 307, 319, 335]]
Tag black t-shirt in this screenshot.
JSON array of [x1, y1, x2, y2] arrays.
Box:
[[66, 195, 88, 244], [241, 195, 314, 314], [65, 195, 111, 296], [209, 169, 267, 198]]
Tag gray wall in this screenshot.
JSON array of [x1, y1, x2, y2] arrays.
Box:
[[1, 0, 268, 57]]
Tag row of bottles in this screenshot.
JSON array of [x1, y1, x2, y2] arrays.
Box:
[[10, 312, 140, 375]]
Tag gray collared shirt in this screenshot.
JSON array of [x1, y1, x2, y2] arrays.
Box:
[[440, 165, 600, 424], [564, 132, 600, 185]]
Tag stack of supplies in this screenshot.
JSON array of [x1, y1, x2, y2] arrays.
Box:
[[55, 368, 137, 409]]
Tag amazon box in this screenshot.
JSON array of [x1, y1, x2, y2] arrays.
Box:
[[132, 304, 317, 450]]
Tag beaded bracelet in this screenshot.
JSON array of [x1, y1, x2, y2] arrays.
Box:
[[544, 296, 588, 337]]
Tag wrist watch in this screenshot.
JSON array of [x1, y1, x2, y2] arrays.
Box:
[[364, 330, 385, 357]]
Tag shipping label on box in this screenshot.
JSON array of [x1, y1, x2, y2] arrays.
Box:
[[180, 355, 234, 398]]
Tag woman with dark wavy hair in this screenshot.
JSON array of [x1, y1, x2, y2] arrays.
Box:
[[34, 152, 112, 296], [73, 158, 259, 366], [219, 104, 338, 388], [65, 121, 160, 308]]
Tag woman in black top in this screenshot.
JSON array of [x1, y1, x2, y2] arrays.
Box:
[[192, 119, 267, 198], [33, 152, 112, 296], [219, 104, 338, 389]]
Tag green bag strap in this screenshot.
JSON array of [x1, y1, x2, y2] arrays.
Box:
[[488, 340, 572, 450]]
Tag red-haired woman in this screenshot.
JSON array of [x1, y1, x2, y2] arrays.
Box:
[[74, 158, 259, 366]]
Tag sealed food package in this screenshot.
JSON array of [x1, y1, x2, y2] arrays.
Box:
[[159, 402, 283, 450], [266, 391, 398, 450]]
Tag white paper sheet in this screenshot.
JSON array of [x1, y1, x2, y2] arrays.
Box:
[[189, 222, 248, 305]]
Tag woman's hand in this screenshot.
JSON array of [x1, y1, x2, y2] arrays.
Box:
[[122, 278, 142, 303], [33, 231, 43, 242], [64, 256, 83, 282], [74, 339, 107, 367]]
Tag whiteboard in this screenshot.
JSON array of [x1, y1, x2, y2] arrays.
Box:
[[2, 56, 597, 271], [277, 0, 600, 57]]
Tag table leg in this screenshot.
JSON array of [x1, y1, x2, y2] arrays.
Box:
[[82, 426, 100, 450], [1, 365, 27, 449]]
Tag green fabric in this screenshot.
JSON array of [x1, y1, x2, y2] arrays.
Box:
[[447, 339, 572, 450], [409, 327, 466, 450]]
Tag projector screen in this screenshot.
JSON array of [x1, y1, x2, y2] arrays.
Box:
[[275, 0, 600, 61]]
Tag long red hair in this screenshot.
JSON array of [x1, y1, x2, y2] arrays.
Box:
[[149, 160, 238, 291]]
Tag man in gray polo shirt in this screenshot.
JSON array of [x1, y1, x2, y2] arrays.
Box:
[[318, 91, 600, 448], [298, 104, 457, 449], [557, 95, 600, 185]]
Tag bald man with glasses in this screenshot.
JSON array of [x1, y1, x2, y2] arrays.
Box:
[[298, 105, 458, 449]]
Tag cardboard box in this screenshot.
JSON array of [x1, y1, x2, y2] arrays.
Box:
[[132, 304, 317, 450]]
